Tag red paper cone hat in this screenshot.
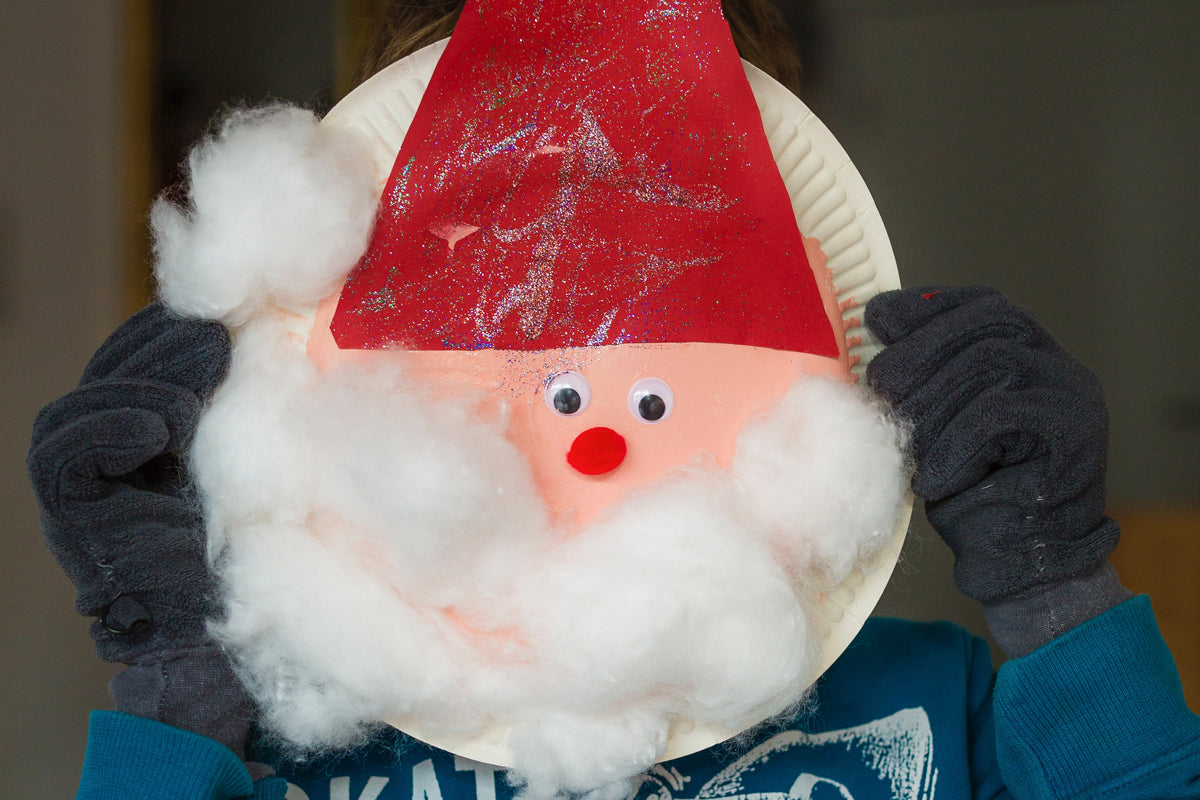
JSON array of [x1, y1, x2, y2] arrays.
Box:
[[331, 0, 838, 358]]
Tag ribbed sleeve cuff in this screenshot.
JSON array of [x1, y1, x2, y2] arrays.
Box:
[[994, 595, 1200, 798], [78, 711, 286, 800]]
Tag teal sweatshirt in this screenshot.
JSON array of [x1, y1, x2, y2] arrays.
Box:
[[76, 596, 1200, 800]]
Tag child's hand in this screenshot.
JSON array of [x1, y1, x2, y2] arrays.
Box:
[[865, 287, 1128, 655], [28, 304, 255, 753]]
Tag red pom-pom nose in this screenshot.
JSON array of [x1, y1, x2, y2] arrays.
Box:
[[567, 427, 627, 475]]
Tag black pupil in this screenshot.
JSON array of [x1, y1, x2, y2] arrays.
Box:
[[554, 387, 582, 414], [638, 394, 666, 421]]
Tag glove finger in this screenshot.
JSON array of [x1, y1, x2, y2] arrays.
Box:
[[31, 380, 204, 459], [32, 408, 205, 618], [912, 384, 1058, 502], [886, 337, 1064, 454], [81, 303, 231, 399], [866, 292, 1064, 406], [892, 335, 1099, 472], [31, 407, 170, 505], [914, 371, 1107, 508], [29, 389, 206, 520], [864, 286, 1000, 346], [81, 304, 177, 380], [29, 378, 210, 607]]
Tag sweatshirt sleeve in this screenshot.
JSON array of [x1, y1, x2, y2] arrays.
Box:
[[993, 594, 1200, 799], [77, 711, 288, 800]]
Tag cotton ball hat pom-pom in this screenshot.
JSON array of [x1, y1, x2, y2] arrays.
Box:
[[152, 104, 378, 325]]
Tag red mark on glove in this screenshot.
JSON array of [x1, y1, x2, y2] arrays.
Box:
[[922, 291, 942, 300], [567, 427, 627, 475]]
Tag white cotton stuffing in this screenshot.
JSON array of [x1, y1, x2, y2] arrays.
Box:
[[508, 709, 669, 800], [152, 105, 378, 325], [733, 378, 911, 587], [190, 312, 908, 799]]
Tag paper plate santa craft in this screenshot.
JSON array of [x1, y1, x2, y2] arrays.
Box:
[[153, 0, 910, 795]]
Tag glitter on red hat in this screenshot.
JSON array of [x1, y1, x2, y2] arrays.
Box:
[[330, 0, 838, 358]]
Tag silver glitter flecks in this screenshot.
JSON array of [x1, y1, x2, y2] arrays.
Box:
[[631, 181, 729, 213], [361, 284, 399, 314], [637, 254, 715, 289], [476, 112, 613, 342], [586, 308, 620, 346], [465, 100, 736, 345], [386, 157, 417, 219], [577, 111, 620, 179], [645, 0, 689, 21], [473, 123, 538, 165]]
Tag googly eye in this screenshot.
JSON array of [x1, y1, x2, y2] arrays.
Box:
[[628, 378, 674, 424], [545, 371, 591, 416]]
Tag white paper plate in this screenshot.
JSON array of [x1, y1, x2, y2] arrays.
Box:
[[319, 38, 910, 767]]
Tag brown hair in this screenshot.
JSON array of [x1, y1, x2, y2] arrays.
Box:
[[349, 0, 801, 95]]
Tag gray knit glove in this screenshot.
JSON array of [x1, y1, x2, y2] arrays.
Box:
[[865, 286, 1131, 657], [28, 303, 255, 755]]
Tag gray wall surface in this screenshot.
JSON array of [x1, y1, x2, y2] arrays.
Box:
[[1, 5, 126, 798], [794, 0, 1200, 505]]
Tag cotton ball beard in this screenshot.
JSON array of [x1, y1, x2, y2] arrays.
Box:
[[194, 319, 908, 800]]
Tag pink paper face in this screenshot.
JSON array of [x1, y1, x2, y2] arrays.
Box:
[[416, 343, 845, 528], [307, 242, 850, 528]]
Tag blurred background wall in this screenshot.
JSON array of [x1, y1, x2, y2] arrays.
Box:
[[2, 1, 1196, 796], [2, 6, 127, 798]]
